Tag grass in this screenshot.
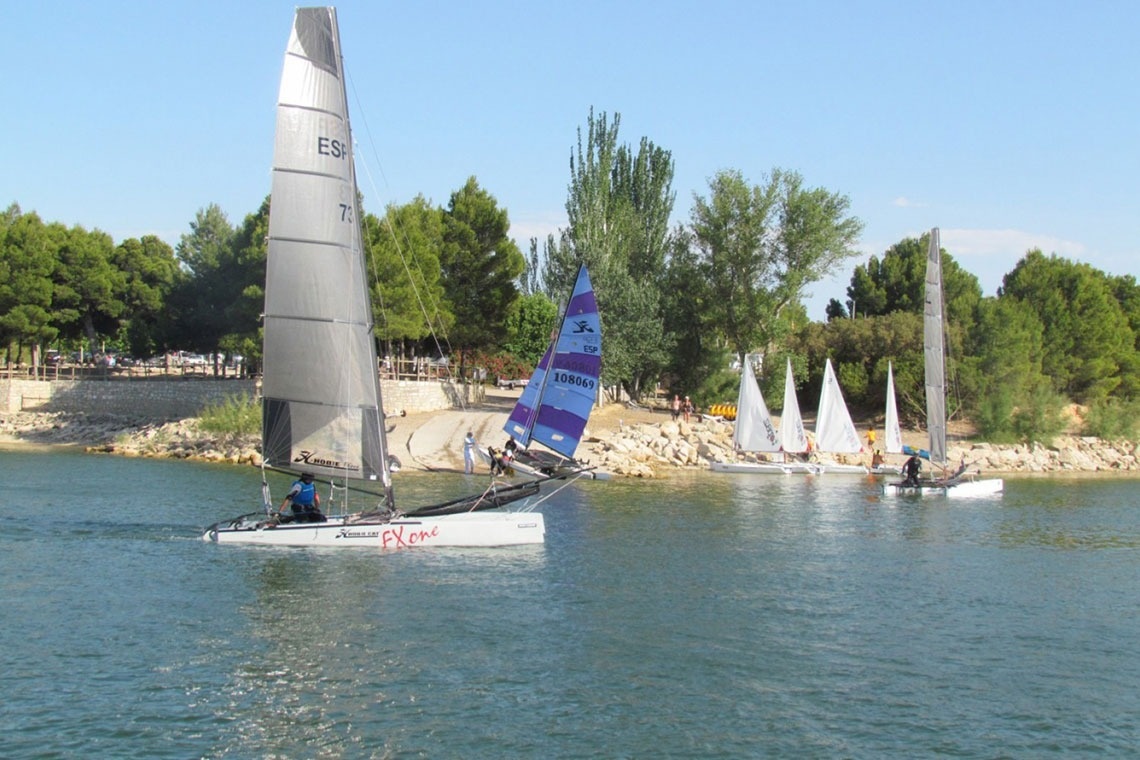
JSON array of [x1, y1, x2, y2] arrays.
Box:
[[198, 393, 261, 438]]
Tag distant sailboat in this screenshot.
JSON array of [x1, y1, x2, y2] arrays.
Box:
[[870, 361, 905, 475], [710, 354, 790, 474], [884, 228, 1003, 497], [813, 358, 869, 474], [777, 358, 819, 474], [884, 361, 903, 455]]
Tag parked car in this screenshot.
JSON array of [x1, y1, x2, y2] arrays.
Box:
[[496, 376, 530, 390]]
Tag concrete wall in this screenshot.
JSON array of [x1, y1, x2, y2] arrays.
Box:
[[0, 376, 465, 420]]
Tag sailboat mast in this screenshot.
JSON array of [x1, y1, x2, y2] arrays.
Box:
[[331, 9, 394, 507], [924, 228, 948, 467]]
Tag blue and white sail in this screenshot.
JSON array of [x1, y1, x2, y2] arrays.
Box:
[[504, 266, 601, 459]]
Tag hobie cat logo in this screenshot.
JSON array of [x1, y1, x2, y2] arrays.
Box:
[[571, 319, 595, 334], [294, 451, 360, 472]]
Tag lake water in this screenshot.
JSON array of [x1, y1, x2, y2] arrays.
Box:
[[2, 448, 1138, 758]]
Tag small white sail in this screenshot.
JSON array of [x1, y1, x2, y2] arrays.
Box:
[[734, 355, 780, 452], [815, 358, 862, 454], [884, 361, 903, 454], [779, 358, 809, 453]]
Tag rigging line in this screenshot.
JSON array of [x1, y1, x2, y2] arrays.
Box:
[[345, 69, 457, 360]]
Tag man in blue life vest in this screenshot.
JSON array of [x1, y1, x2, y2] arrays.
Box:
[[278, 472, 326, 523]]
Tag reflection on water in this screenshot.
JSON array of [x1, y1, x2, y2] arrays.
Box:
[[2, 451, 1139, 757]]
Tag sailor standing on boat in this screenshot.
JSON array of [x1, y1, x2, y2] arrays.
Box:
[[278, 473, 326, 523]]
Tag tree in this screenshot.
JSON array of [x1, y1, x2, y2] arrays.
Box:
[[168, 205, 237, 352], [0, 209, 58, 357], [549, 108, 677, 399], [691, 168, 863, 369], [52, 225, 126, 353], [846, 232, 982, 326], [503, 291, 558, 368], [112, 234, 182, 359], [365, 196, 451, 353], [1000, 250, 1136, 402], [439, 177, 525, 353]]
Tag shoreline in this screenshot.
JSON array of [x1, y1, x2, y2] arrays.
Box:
[[1, 404, 1137, 478]]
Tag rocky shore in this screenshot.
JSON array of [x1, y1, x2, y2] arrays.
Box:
[[577, 414, 1139, 478], [1, 408, 1136, 478]]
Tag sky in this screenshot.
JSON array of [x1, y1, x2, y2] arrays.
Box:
[[3, 0, 1138, 319]]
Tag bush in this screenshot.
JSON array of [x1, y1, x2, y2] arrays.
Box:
[[199, 393, 261, 438], [1082, 398, 1140, 439]]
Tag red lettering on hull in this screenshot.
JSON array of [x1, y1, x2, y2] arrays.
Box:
[[381, 524, 441, 548]]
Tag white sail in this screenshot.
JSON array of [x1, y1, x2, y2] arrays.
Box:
[[733, 355, 780, 452], [924, 228, 947, 466], [779, 358, 809, 453], [884, 361, 903, 454], [815, 358, 862, 454], [261, 7, 389, 494]]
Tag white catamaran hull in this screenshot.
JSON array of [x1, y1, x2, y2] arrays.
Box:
[[204, 511, 545, 548], [710, 461, 793, 475], [882, 477, 1004, 498]]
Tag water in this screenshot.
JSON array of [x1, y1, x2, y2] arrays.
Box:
[[2, 449, 1138, 758]]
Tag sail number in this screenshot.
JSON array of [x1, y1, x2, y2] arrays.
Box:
[[553, 371, 595, 390], [318, 136, 348, 159]]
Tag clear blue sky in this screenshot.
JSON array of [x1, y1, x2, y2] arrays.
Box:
[[4, 0, 1137, 318]]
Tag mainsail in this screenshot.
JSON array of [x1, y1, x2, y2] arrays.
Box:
[[732, 355, 779, 452], [779, 358, 809, 454], [924, 228, 947, 467], [815, 358, 862, 453], [260, 8, 390, 498], [504, 266, 601, 459], [884, 361, 903, 454]]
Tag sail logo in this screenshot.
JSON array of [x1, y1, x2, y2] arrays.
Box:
[[570, 319, 595, 334], [317, 136, 347, 159], [294, 450, 361, 472]]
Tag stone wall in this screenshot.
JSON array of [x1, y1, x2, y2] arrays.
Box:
[[0, 376, 465, 420]]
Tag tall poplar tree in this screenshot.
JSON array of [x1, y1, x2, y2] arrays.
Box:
[[548, 108, 676, 399]]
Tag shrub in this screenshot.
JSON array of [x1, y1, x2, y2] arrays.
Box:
[[1082, 398, 1140, 440], [199, 393, 261, 438]]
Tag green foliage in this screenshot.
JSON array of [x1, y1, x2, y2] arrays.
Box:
[[846, 232, 982, 325], [503, 292, 557, 368], [1001, 250, 1137, 403], [439, 177, 525, 351], [366, 197, 451, 346], [198, 393, 261, 438], [545, 107, 678, 400], [1081, 398, 1140, 439], [1009, 384, 1068, 441], [690, 167, 863, 370], [0, 208, 58, 348]]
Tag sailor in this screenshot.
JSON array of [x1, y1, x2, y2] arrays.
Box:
[[278, 472, 326, 523], [902, 455, 922, 487]]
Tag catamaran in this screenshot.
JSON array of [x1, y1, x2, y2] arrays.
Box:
[[883, 229, 1003, 497], [500, 265, 605, 479], [203, 7, 553, 547]]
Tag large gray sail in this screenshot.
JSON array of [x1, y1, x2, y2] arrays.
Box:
[[924, 228, 947, 467], [261, 7, 389, 489]]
